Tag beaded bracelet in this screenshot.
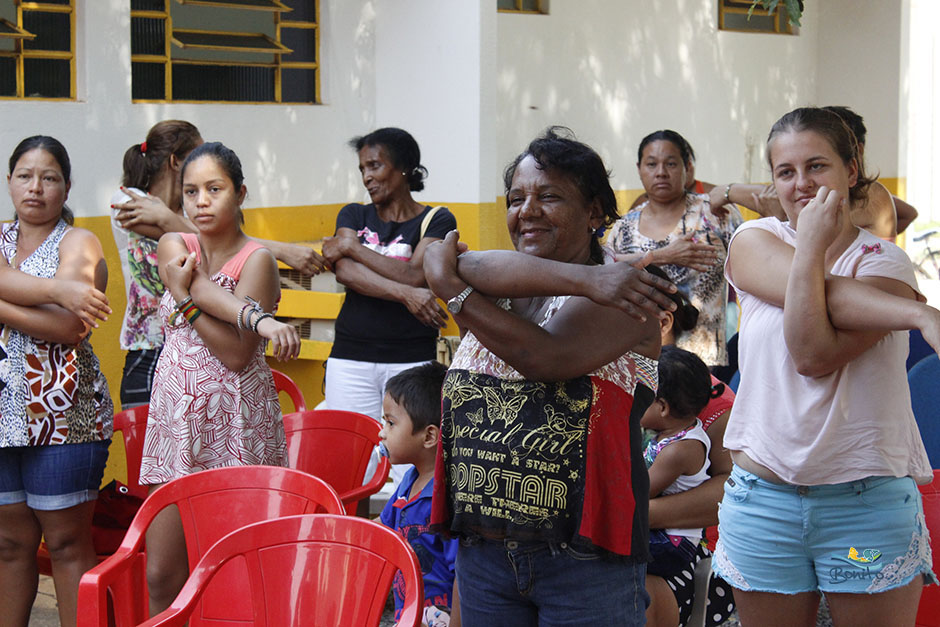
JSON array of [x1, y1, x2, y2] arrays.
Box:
[[252, 312, 274, 333]]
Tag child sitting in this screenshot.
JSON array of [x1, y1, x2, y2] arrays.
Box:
[[379, 361, 457, 627], [642, 345, 722, 578]]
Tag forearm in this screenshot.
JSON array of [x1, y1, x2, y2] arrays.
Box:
[[647, 474, 727, 529], [333, 258, 410, 302], [784, 247, 837, 374], [894, 196, 918, 234], [187, 313, 261, 372], [0, 267, 60, 306], [455, 250, 593, 298], [345, 243, 426, 287], [0, 300, 87, 345], [188, 273, 264, 326], [826, 276, 929, 331]]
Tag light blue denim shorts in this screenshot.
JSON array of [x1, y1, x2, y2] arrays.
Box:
[[0, 440, 110, 510], [713, 464, 936, 594]]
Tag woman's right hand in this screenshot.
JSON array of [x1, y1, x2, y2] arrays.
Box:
[[163, 251, 197, 300], [655, 233, 721, 271], [112, 187, 176, 229], [255, 317, 301, 361], [54, 279, 111, 327]]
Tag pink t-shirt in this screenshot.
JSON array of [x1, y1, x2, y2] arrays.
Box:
[[724, 218, 931, 485]]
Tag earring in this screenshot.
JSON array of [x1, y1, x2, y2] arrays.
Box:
[[402, 171, 407, 176]]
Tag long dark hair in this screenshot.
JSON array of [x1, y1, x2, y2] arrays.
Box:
[[122, 120, 202, 191], [503, 126, 618, 265], [9, 135, 74, 225]]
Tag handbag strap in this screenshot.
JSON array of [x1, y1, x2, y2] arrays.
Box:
[[419, 206, 443, 240]]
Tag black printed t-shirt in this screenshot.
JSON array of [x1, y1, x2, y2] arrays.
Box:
[[330, 203, 457, 363]]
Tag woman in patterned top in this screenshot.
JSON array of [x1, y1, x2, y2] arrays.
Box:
[[139, 142, 299, 615], [0, 136, 113, 627], [425, 127, 677, 625], [608, 131, 742, 366]]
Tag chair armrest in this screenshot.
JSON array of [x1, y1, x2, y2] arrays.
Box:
[[339, 456, 391, 514], [77, 517, 150, 627]]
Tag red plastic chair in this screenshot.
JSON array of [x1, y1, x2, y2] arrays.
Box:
[[916, 469, 940, 627], [271, 369, 306, 413], [282, 409, 390, 515], [37, 404, 151, 575], [77, 466, 344, 627], [138, 514, 423, 627]]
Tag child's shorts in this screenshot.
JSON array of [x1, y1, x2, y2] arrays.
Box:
[[0, 440, 110, 510], [713, 464, 936, 595]]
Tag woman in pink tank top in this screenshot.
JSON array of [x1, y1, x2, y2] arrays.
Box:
[[139, 142, 300, 615]]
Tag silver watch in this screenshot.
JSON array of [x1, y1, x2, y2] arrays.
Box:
[[446, 286, 474, 314]]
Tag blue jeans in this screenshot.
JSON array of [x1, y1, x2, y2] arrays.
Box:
[[456, 538, 649, 626], [0, 440, 110, 509]]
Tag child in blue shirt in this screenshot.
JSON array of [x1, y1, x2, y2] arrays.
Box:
[[379, 361, 457, 626]]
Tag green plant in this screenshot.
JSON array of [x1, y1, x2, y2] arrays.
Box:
[[749, 0, 804, 27]]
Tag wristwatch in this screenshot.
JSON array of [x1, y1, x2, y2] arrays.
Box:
[[446, 286, 474, 314]]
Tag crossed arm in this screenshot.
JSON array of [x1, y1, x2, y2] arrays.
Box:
[[157, 234, 299, 370], [423, 231, 675, 381], [0, 228, 109, 344], [115, 188, 329, 275], [324, 227, 447, 329]]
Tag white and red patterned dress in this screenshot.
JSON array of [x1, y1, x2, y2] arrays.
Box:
[[140, 234, 286, 484]]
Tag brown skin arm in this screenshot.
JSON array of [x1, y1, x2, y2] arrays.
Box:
[[648, 410, 731, 529], [894, 195, 918, 234]]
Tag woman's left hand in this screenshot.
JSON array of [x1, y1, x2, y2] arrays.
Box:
[[163, 251, 197, 298], [256, 316, 301, 361]]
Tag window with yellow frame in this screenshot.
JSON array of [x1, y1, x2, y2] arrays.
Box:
[[718, 0, 796, 35], [0, 0, 75, 100], [130, 0, 319, 104], [497, 0, 547, 15]]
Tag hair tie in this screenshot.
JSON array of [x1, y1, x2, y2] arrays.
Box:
[[140, 141, 148, 155]]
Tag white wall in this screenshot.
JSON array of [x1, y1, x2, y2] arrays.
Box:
[[496, 0, 820, 191], [817, 0, 903, 178], [374, 0, 499, 203], [0, 1, 912, 219], [0, 0, 378, 218]]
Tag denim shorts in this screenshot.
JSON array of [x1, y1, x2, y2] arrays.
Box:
[[120, 348, 161, 409], [713, 464, 936, 595], [455, 537, 649, 626], [0, 440, 110, 510]]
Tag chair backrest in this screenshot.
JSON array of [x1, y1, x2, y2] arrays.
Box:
[[909, 354, 940, 467], [78, 466, 344, 627], [113, 404, 151, 500], [271, 369, 307, 413], [917, 470, 940, 627], [283, 409, 390, 514], [139, 514, 423, 627]]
